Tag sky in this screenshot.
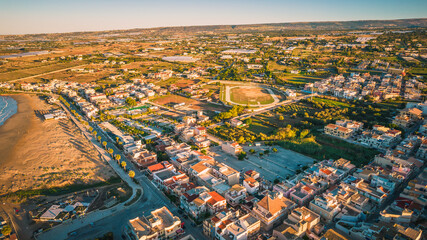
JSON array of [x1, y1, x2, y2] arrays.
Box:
[[0, 0, 426, 35]]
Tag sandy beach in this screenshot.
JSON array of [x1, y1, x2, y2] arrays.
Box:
[[0, 94, 115, 195]]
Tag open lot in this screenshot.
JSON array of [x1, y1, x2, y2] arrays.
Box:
[[152, 94, 227, 112], [230, 86, 274, 105], [209, 145, 315, 181]]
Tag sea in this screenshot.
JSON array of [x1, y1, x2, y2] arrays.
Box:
[[0, 96, 18, 126]]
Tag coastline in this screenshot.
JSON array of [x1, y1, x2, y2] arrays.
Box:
[[0, 94, 34, 167]]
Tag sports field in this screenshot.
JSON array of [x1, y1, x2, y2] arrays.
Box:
[[230, 87, 274, 105]]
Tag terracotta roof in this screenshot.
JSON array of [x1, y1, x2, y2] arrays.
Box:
[[207, 191, 225, 206], [320, 168, 333, 175], [257, 195, 292, 215], [147, 163, 165, 172]]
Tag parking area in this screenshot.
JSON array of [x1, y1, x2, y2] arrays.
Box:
[[209, 145, 315, 182]]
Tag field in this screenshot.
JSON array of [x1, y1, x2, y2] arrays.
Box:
[[0, 61, 87, 82], [277, 74, 325, 87], [152, 94, 226, 112], [230, 86, 274, 105]]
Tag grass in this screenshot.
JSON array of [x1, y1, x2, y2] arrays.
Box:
[[0, 61, 87, 82], [409, 67, 427, 76], [3, 177, 121, 199]]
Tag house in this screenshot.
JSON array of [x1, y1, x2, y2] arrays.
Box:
[[222, 142, 243, 156], [273, 207, 320, 240], [288, 183, 315, 206], [225, 184, 247, 206], [133, 150, 157, 168], [230, 119, 245, 128], [243, 177, 260, 195], [309, 195, 341, 223], [244, 170, 260, 180], [126, 207, 181, 240], [252, 192, 296, 230], [207, 191, 227, 215], [324, 124, 354, 139]]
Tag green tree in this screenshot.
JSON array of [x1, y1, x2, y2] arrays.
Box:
[[125, 97, 137, 107], [121, 161, 127, 171], [129, 170, 135, 178], [102, 141, 107, 149], [1, 225, 11, 236], [108, 148, 114, 156], [272, 148, 278, 153], [279, 115, 284, 121], [115, 154, 121, 162]]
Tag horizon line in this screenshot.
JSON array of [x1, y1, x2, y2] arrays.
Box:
[[1, 17, 426, 37]]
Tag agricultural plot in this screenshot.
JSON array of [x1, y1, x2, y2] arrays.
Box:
[[0, 61, 86, 82]]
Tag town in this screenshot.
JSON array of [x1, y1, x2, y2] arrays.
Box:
[[0, 17, 426, 240]]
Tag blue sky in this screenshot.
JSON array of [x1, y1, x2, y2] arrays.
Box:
[[0, 0, 426, 35]]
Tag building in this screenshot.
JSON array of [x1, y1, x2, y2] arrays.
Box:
[[222, 142, 243, 156], [309, 195, 340, 222], [324, 124, 354, 139], [273, 207, 321, 240], [225, 184, 247, 207], [126, 207, 182, 240], [243, 177, 260, 195], [252, 192, 296, 231]]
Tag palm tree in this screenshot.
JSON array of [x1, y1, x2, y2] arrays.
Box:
[[108, 148, 114, 156], [102, 141, 107, 149], [121, 161, 127, 171], [93, 130, 97, 136], [97, 136, 101, 142], [128, 170, 135, 178], [115, 154, 121, 162], [89, 126, 93, 132]]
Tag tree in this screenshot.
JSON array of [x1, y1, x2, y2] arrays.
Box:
[[1, 225, 11, 236], [125, 97, 137, 107], [238, 151, 247, 160], [279, 115, 284, 121], [102, 141, 107, 149], [128, 170, 135, 178], [115, 154, 121, 162], [245, 118, 252, 125], [121, 161, 127, 171], [249, 149, 256, 154], [272, 148, 278, 153], [108, 148, 114, 156], [93, 130, 97, 136]]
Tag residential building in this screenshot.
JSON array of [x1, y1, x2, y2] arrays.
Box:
[[126, 207, 181, 240]]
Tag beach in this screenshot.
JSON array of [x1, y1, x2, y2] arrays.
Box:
[[0, 94, 116, 195]]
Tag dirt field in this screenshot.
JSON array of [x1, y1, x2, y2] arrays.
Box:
[[0, 94, 116, 195], [230, 87, 274, 105], [153, 94, 226, 112]]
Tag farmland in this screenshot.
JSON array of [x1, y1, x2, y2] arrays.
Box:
[[0, 61, 87, 82]]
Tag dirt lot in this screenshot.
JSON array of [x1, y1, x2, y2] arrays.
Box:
[[230, 87, 274, 105], [0, 95, 116, 195], [153, 94, 226, 112]]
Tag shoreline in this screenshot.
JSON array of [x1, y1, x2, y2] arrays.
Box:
[[0, 94, 34, 168]]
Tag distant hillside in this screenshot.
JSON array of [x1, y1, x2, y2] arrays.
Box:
[[2, 18, 426, 38], [144, 18, 427, 33]]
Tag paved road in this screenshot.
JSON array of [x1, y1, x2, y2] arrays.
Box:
[[37, 97, 206, 240]]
